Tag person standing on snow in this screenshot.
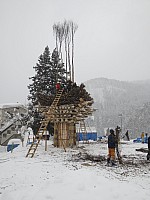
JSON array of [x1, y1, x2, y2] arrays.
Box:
[[125, 130, 130, 141], [107, 129, 117, 166], [141, 132, 145, 143], [145, 133, 148, 143], [147, 135, 150, 160]]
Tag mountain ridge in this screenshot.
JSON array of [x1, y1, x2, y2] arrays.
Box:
[[84, 77, 150, 137]]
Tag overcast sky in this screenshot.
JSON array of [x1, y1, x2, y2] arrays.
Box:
[[0, 0, 150, 104]]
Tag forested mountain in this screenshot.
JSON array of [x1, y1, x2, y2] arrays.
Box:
[[84, 78, 150, 138]]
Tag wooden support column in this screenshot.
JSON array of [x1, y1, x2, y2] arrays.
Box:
[[54, 122, 59, 147], [53, 121, 76, 148]]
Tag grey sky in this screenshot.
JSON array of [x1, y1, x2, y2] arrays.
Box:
[[0, 0, 150, 104]]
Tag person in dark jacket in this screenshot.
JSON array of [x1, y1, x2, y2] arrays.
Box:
[[147, 136, 150, 160], [148, 136, 150, 149], [125, 130, 130, 141], [107, 129, 117, 166]]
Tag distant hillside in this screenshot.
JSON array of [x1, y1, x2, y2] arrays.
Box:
[[84, 78, 150, 138]]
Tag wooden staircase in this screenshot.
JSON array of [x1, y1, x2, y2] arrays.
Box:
[[26, 89, 64, 158]]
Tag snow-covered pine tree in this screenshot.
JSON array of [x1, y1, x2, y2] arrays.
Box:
[[27, 46, 66, 136], [28, 46, 66, 105], [28, 46, 52, 104], [51, 48, 66, 89]]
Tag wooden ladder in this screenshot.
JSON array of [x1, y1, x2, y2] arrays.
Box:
[[26, 89, 64, 158]]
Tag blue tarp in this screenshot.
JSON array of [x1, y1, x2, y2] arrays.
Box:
[[77, 132, 97, 141], [133, 137, 148, 143], [7, 144, 20, 152]]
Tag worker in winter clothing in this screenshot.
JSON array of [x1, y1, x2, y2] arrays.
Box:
[[147, 136, 150, 160], [148, 136, 150, 149], [107, 129, 117, 166], [125, 130, 130, 141], [56, 82, 61, 91], [141, 132, 144, 143], [145, 133, 148, 143]]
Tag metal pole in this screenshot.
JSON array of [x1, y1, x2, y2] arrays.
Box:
[[118, 114, 123, 137]]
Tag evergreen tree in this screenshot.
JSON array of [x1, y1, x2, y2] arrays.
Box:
[[28, 46, 66, 105], [28, 46, 52, 104], [51, 48, 66, 89], [27, 46, 66, 136]]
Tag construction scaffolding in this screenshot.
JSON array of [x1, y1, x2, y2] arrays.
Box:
[[26, 89, 94, 157]]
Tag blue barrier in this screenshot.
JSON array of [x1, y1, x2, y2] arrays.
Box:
[[77, 132, 97, 141]]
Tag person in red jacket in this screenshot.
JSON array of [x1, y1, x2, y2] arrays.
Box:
[[56, 82, 61, 91]]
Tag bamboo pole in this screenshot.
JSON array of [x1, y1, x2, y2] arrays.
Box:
[[45, 131, 47, 151]]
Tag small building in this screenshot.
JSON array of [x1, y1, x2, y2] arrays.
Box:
[[0, 103, 27, 128], [0, 103, 27, 146]]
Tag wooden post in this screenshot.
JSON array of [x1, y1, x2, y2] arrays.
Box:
[[54, 123, 58, 147], [53, 121, 76, 148], [115, 126, 122, 164], [11, 142, 14, 153], [45, 131, 47, 151]]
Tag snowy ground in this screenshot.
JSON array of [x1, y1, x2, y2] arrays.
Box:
[[0, 136, 150, 200]]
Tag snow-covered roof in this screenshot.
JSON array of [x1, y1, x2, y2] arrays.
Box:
[[8, 139, 21, 145], [0, 103, 26, 109]]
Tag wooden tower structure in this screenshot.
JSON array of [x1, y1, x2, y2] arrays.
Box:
[[26, 83, 94, 157]]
